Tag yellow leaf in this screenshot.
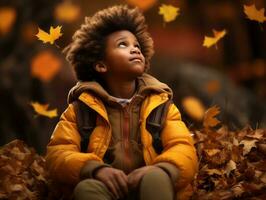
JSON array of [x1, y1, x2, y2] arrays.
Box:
[[158, 4, 180, 23], [182, 96, 206, 121], [126, 0, 157, 11], [31, 51, 62, 82], [31, 102, 58, 118], [36, 26, 62, 44], [54, 1, 80, 23], [0, 7, 16, 35], [203, 29, 227, 48], [203, 105, 221, 128], [244, 4, 266, 23]]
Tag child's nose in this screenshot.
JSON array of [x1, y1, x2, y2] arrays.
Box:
[[130, 46, 140, 54]]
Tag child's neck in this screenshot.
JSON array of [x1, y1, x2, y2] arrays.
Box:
[[104, 79, 136, 99]]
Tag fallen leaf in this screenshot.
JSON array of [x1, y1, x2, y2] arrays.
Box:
[[240, 139, 257, 155], [36, 26, 62, 44], [30, 102, 58, 118], [158, 4, 180, 23], [204, 149, 220, 157], [203, 29, 227, 48], [244, 4, 266, 23], [225, 160, 237, 177], [126, 0, 157, 11], [31, 51, 62, 82], [0, 7, 16, 35], [203, 105, 221, 129], [182, 96, 206, 121], [54, 1, 80, 23]]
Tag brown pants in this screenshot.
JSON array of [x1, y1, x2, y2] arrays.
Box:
[[74, 168, 174, 200]]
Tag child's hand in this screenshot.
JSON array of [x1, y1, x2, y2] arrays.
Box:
[[95, 167, 128, 199], [127, 165, 159, 189]]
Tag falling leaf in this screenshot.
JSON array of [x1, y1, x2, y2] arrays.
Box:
[[0, 7, 16, 35], [36, 26, 62, 44], [205, 80, 221, 95], [31, 51, 62, 82], [182, 96, 206, 121], [203, 29, 227, 48], [54, 1, 80, 23], [240, 139, 257, 155], [203, 105, 221, 129], [243, 4, 266, 23], [30, 102, 57, 118], [126, 0, 157, 11], [158, 4, 180, 23]]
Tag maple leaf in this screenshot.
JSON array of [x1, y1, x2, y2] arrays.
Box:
[[31, 50, 62, 82], [203, 29, 227, 48], [244, 4, 266, 23], [158, 4, 180, 23], [203, 105, 221, 129], [0, 7, 16, 35], [54, 1, 80, 23], [30, 102, 58, 118], [182, 96, 206, 121], [36, 26, 62, 44]]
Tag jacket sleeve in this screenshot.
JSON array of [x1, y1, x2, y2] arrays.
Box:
[[152, 103, 198, 189], [45, 104, 102, 185]]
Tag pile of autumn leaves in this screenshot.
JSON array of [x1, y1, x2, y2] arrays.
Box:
[[0, 106, 265, 199]]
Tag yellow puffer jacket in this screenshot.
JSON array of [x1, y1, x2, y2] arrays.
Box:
[[46, 85, 198, 192]]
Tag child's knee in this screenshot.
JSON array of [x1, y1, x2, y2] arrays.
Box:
[[140, 167, 174, 200], [74, 179, 112, 200]]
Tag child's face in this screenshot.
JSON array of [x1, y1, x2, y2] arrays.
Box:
[[102, 30, 145, 80]]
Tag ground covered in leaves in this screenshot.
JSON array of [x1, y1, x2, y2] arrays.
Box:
[[0, 107, 266, 199]]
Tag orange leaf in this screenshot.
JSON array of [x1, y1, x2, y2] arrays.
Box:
[[0, 7, 16, 35], [203, 29, 227, 48], [126, 0, 157, 11], [31, 51, 62, 82], [54, 1, 80, 23], [158, 4, 180, 23], [30, 102, 58, 118], [244, 4, 266, 23], [36, 26, 62, 44], [182, 96, 206, 121], [203, 105, 221, 128]]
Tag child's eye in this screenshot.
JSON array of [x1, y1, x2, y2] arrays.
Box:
[[135, 44, 141, 49], [118, 42, 127, 48]]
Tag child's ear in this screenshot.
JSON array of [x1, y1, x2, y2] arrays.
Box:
[[94, 62, 107, 73]]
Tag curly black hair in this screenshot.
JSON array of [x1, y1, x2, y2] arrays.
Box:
[[63, 5, 154, 81]]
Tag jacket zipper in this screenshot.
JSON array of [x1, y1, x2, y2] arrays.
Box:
[[122, 106, 132, 172]]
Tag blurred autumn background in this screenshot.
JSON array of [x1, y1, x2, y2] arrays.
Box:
[[2, 0, 265, 153], [0, 0, 266, 199]]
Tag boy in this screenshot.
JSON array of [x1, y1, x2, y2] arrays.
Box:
[[46, 5, 198, 200]]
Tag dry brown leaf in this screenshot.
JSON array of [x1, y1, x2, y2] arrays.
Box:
[[54, 1, 80, 22], [182, 96, 206, 121], [36, 25, 62, 44], [30, 102, 58, 118], [31, 51, 62, 82], [239, 139, 257, 155], [203, 105, 221, 129], [203, 29, 227, 48], [225, 160, 237, 177], [244, 4, 266, 23], [0, 7, 16, 35], [158, 4, 180, 23], [204, 149, 220, 157], [126, 0, 157, 11]]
